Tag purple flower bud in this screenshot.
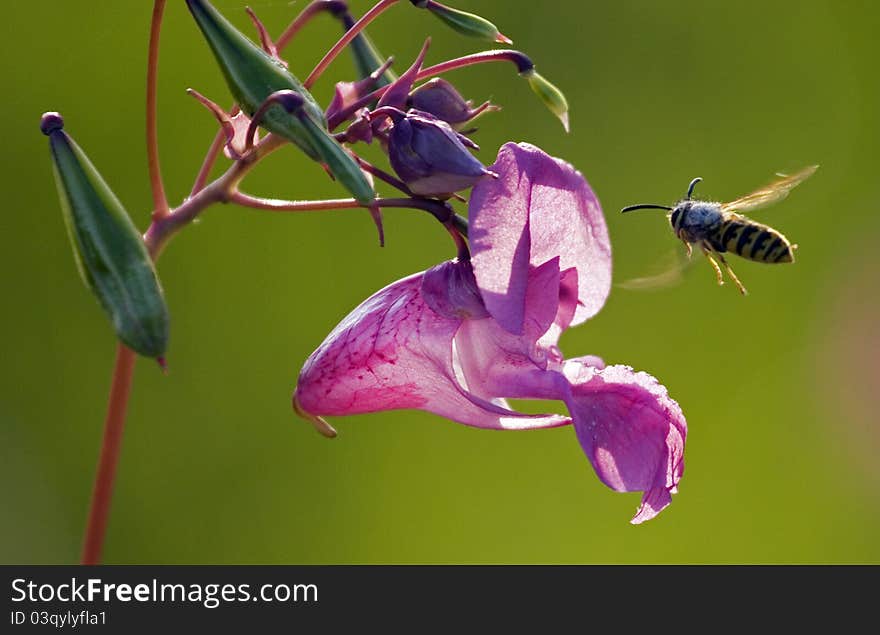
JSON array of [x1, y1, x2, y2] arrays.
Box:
[[383, 108, 494, 197], [421, 259, 489, 320], [324, 58, 394, 123], [341, 109, 374, 145], [408, 78, 498, 127], [377, 38, 431, 112]]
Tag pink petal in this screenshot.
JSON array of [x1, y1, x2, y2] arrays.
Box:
[[224, 110, 257, 159], [454, 257, 565, 399], [294, 269, 569, 431], [562, 362, 686, 524], [469, 142, 611, 334], [376, 38, 430, 111]]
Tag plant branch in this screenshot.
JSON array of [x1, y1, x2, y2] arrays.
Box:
[[146, 133, 288, 258], [231, 191, 467, 234], [189, 128, 226, 197]]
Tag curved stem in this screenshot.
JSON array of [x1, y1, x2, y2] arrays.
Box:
[[276, 1, 349, 53], [329, 50, 533, 129], [81, 344, 136, 565], [231, 191, 466, 234], [352, 156, 413, 196], [147, 0, 169, 220], [230, 192, 363, 212], [189, 128, 226, 197], [146, 134, 288, 258], [304, 0, 400, 89], [417, 50, 533, 78]]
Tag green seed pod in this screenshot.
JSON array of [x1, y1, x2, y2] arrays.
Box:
[[42, 112, 170, 359], [298, 115, 375, 205], [185, 0, 375, 203], [420, 1, 512, 44], [522, 68, 570, 132], [185, 0, 324, 158]]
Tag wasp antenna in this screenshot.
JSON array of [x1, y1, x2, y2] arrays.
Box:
[[686, 177, 702, 199], [620, 204, 673, 213]]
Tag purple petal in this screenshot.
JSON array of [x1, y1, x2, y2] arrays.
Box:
[[376, 38, 430, 111], [421, 259, 489, 320], [469, 142, 612, 335], [388, 110, 490, 197], [562, 362, 686, 524], [455, 257, 563, 398], [294, 270, 569, 431]]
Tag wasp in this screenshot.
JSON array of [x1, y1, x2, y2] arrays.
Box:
[[621, 166, 817, 295]]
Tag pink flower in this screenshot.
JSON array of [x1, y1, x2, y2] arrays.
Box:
[[294, 143, 686, 523]]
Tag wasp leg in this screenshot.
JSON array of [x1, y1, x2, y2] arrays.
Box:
[[715, 251, 748, 296], [699, 245, 724, 287], [681, 238, 693, 259]]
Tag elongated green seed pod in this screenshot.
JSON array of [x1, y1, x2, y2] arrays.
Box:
[[522, 69, 570, 132], [186, 0, 374, 203], [42, 112, 169, 359], [420, 1, 512, 44]]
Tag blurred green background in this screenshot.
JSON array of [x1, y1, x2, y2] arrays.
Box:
[[3, 0, 878, 563]]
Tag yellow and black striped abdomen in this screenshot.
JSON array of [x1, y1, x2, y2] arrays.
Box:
[[711, 215, 795, 263]]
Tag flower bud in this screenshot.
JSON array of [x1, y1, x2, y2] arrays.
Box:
[[522, 69, 570, 132], [412, 1, 512, 44], [421, 260, 489, 320], [408, 78, 498, 128], [42, 113, 170, 359], [325, 58, 394, 124], [383, 108, 493, 197], [377, 38, 431, 112]]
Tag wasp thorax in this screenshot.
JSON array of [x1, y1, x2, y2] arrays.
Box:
[[670, 200, 723, 241]]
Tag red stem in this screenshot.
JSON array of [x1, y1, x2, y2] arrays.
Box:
[[189, 129, 225, 197], [276, 0, 347, 53], [146, 0, 169, 219], [329, 50, 532, 129], [82, 0, 169, 566], [304, 0, 400, 89], [81, 344, 137, 565], [230, 192, 362, 212], [417, 50, 533, 79]]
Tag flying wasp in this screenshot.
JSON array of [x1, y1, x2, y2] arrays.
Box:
[[620, 166, 818, 295]]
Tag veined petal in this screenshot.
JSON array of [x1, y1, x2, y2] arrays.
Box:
[[294, 269, 569, 431], [562, 362, 686, 524], [469, 142, 611, 334]]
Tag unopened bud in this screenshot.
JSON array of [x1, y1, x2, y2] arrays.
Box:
[[382, 108, 494, 197], [522, 69, 570, 132], [414, 1, 512, 44], [408, 78, 498, 127]]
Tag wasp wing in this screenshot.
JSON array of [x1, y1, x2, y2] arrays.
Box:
[[720, 165, 818, 214], [617, 248, 695, 291]]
